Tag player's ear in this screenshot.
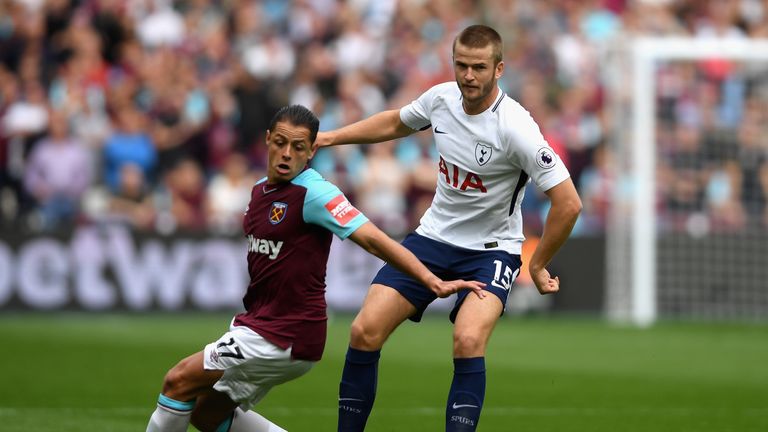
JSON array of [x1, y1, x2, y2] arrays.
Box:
[[265, 129, 271, 145], [308, 140, 319, 159], [495, 60, 504, 79]]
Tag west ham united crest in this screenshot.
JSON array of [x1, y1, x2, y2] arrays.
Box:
[[475, 142, 492, 166], [269, 202, 288, 224]]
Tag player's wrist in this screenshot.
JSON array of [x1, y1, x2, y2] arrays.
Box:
[[318, 132, 334, 147], [423, 274, 441, 288]]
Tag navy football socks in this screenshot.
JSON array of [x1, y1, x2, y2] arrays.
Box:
[[337, 347, 380, 432], [446, 357, 485, 431]]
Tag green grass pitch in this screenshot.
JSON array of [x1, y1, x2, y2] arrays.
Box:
[[0, 313, 766, 431]]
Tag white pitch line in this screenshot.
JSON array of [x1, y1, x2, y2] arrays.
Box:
[[1, 406, 766, 417]]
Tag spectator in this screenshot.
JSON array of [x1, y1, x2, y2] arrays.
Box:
[[401, 133, 439, 231], [657, 122, 709, 231], [163, 158, 207, 231], [1, 0, 766, 238], [732, 97, 768, 228], [577, 143, 615, 234], [135, 2, 186, 49], [103, 105, 156, 192], [206, 152, 255, 234], [355, 140, 409, 237], [105, 162, 157, 231], [2, 80, 49, 140], [23, 110, 92, 230]]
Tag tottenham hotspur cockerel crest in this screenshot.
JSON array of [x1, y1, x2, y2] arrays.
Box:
[[475, 142, 492, 166]]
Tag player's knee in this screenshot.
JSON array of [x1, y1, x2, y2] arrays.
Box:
[[161, 369, 183, 397], [161, 365, 193, 399], [349, 319, 386, 350], [452, 331, 486, 357]]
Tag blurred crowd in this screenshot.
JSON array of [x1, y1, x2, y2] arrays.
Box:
[[1, 0, 768, 237]]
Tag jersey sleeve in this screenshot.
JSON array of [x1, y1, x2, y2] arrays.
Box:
[[399, 84, 443, 131], [504, 103, 570, 192], [303, 179, 369, 239]]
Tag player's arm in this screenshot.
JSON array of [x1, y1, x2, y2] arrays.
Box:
[[528, 178, 582, 295], [315, 109, 415, 148], [348, 222, 486, 299]]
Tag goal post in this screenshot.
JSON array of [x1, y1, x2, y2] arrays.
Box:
[[604, 37, 768, 325]]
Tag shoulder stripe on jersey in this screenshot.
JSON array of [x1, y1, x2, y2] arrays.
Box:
[[491, 92, 505, 112], [419, 123, 432, 131], [509, 171, 529, 216]]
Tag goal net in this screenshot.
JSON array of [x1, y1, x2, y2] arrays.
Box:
[[604, 37, 768, 325]]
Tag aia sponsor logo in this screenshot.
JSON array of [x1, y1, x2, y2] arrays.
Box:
[[438, 156, 487, 193], [324, 194, 360, 226], [269, 202, 287, 224]]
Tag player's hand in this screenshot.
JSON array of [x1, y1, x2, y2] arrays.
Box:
[[315, 131, 334, 148], [431, 280, 486, 299], [531, 267, 560, 295]]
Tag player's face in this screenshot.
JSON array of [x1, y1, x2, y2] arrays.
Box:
[[266, 122, 317, 183], [453, 42, 504, 112]]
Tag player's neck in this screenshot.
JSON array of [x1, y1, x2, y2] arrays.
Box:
[[462, 86, 499, 115]]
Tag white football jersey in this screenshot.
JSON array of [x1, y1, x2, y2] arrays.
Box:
[[400, 82, 570, 254]]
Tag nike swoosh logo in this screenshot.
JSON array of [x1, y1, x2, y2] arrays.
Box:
[[434, 126, 447, 134], [339, 398, 365, 402], [452, 403, 479, 409]]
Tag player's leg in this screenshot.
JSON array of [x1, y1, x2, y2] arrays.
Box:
[[200, 324, 314, 431], [189, 388, 236, 432], [191, 389, 286, 432], [349, 283, 417, 350], [446, 294, 503, 431], [339, 232, 447, 431], [147, 351, 224, 432], [445, 251, 520, 432], [338, 283, 417, 432]]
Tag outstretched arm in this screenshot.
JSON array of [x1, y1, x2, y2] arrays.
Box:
[[315, 109, 416, 148], [529, 178, 582, 295], [348, 222, 486, 298]]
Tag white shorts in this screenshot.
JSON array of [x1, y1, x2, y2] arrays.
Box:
[[203, 321, 315, 410]]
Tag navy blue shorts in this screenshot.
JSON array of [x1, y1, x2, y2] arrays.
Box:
[[371, 233, 522, 322]]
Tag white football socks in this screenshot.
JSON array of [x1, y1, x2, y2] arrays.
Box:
[[146, 394, 285, 432], [146, 401, 193, 432], [229, 408, 287, 432]]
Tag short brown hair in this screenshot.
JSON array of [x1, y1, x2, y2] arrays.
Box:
[[269, 104, 320, 143], [453, 25, 503, 65]]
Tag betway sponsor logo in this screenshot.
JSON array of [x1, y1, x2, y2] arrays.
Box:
[[0, 225, 246, 311], [324, 194, 360, 226], [247, 236, 283, 260]]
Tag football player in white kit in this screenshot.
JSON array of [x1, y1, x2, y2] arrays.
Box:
[[316, 25, 582, 431]]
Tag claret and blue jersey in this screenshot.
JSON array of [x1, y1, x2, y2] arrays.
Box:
[[233, 168, 368, 361]]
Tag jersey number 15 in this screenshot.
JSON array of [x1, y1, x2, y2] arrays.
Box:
[[491, 259, 519, 293]]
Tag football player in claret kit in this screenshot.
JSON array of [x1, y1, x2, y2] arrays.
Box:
[[145, 105, 485, 432], [316, 25, 582, 431]]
